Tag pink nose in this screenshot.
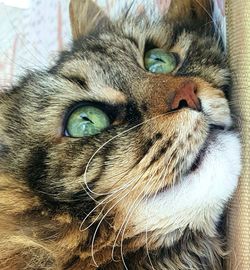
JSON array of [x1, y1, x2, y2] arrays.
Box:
[[171, 81, 201, 111]]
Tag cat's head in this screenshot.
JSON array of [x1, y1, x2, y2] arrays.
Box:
[[0, 0, 240, 251]]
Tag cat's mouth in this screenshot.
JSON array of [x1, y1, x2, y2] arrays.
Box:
[[188, 124, 227, 174], [151, 124, 229, 197]]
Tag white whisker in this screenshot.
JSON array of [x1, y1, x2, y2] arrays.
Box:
[[90, 171, 146, 267], [119, 172, 163, 269], [114, 168, 161, 268], [83, 113, 171, 197], [80, 171, 145, 232]]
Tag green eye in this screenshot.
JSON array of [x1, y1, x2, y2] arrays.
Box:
[[144, 49, 177, 74], [65, 105, 110, 137]]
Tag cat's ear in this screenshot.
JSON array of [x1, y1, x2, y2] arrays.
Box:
[[69, 0, 112, 40], [166, 0, 212, 26]]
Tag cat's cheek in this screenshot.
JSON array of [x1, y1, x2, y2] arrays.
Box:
[[197, 83, 232, 128], [130, 132, 241, 236], [201, 96, 232, 128]]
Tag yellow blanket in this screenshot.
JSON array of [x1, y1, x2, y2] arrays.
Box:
[[227, 1, 250, 269]]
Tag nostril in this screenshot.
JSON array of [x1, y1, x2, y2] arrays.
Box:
[[177, 99, 189, 110], [170, 80, 201, 111]]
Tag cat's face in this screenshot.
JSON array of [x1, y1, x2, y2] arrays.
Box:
[[0, 0, 240, 250]]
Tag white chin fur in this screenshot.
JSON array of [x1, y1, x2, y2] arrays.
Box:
[[132, 131, 241, 236]]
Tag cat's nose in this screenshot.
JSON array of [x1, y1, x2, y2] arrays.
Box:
[[171, 81, 201, 111]]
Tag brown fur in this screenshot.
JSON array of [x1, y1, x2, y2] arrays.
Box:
[[166, 0, 212, 21], [0, 0, 234, 269]]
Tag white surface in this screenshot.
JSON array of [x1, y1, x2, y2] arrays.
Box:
[[0, 0, 30, 9], [0, 0, 71, 87]]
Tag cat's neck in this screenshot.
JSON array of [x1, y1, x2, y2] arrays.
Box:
[[0, 174, 223, 270], [0, 174, 143, 269]]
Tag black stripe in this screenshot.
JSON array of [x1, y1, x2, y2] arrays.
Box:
[[63, 255, 80, 269], [61, 75, 88, 89], [146, 139, 173, 169], [26, 146, 48, 191], [0, 143, 9, 158]]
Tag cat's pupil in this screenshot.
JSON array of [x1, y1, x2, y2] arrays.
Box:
[[80, 115, 93, 123], [155, 57, 165, 63]]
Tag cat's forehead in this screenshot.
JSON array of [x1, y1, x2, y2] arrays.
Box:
[[51, 25, 182, 87], [52, 20, 180, 75], [49, 23, 226, 101], [50, 32, 144, 97]]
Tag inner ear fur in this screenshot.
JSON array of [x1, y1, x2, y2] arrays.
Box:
[[69, 0, 112, 39]]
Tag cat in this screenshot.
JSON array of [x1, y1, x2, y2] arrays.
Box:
[[0, 0, 241, 269]]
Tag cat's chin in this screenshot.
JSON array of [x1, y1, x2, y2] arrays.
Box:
[[130, 130, 241, 237], [187, 125, 231, 174]]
